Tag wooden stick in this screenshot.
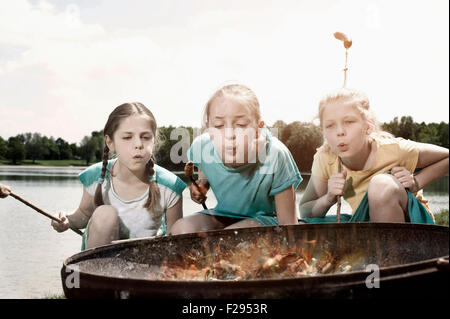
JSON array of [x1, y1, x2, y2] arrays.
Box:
[[333, 32, 352, 88], [336, 160, 342, 223], [343, 49, 349, 88], [184, 161, 208, 211], [9, 192, 83, 236]]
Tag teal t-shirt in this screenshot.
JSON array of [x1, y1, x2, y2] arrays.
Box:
[[188, 128, 302, 219]]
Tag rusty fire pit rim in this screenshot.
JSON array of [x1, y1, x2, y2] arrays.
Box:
[[66, 221, 449, 262]]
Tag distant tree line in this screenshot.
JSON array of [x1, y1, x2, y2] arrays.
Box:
[[0, 116, 448, 172], [0, 131, 105, 166], [381, 116, 449, 149]]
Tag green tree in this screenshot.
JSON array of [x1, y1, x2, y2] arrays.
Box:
[[417, 124, 440, 146], [382, 116, 418, 140], [383, 119, 448, 148], [79, 136, 96, 165], [78, 131, 103, 165], [0, 136, 7, 159], [155, 126, 194, 171], [279, 121, 323, 172], [438, 122, 449, 149], [90, 131, 105, 162], [70, 143, 79, 159], [41, 136, 60, 160], [15, 134, 26, 145], [25, 133, 47, 163], [271, 120, 287, 140], [7, 137, 25, 164], [56, 138, 73, 160]]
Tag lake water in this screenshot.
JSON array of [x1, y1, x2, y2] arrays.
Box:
[[0, 166, 448, 298]]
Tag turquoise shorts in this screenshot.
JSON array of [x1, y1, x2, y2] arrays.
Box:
[[199, 209, 279, 227], [300, 189, 435, 224]]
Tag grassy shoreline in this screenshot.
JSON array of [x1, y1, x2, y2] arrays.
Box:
[[0, 159, 87, 167], [434, 210, 449, 226]]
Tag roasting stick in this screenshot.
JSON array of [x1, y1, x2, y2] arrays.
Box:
[[336, 160, 343, 223], [333, 31, 351, 223], [184, 161, 208, 210], [9, 192, 83, 236], [333, 32, 352, 88]]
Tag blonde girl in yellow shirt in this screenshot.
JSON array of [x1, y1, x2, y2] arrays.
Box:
[[299, 88, 448, 223]]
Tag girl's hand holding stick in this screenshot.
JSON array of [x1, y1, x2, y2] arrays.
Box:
[[0, 183, 11, 198], [185, 161, 208, 210]]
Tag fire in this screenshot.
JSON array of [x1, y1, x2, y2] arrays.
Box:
[[150, 235, 365, 281]]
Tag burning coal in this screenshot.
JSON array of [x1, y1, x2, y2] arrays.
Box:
[[149, 234, 365, 281]]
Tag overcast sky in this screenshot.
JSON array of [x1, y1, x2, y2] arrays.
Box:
[[0, 0, 448, 144]]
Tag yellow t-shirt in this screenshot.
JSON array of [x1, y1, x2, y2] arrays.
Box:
[[311, 137, 430, 214]]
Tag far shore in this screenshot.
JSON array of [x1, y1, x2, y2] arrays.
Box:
[[0, 164, 88, 169], [0, 164, 314, 175]]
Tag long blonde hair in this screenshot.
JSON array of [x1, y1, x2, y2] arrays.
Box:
[[94, 102, 160, 213], [317, 88, 393, 151], [202, 83, 261, 128]]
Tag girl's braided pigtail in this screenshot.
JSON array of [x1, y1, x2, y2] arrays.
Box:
[[144, 155, 160, 213], [94, 145, 109, 207]]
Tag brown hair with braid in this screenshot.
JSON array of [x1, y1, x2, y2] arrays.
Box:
[[94, 102, 160, 213]]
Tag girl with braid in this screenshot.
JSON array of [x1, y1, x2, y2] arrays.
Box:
[[51, 102, 186, 250]]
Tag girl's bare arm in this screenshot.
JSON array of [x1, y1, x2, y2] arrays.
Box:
[[299, 176, 335, 218], [413, 143, 449, 191], [165, 196, 183, 234], [65, 188, 96, 229], [275, 185, 298, 225]]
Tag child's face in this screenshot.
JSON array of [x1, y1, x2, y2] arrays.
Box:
[[322, 101, 371, 159], [106, 114, 155, 173], [207, 97, 260, 167]]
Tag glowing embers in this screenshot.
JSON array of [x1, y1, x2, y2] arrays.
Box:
[[153, 236, 365, 281]]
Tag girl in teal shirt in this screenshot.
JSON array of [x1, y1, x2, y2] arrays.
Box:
[[171, 84, 302, 234]]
